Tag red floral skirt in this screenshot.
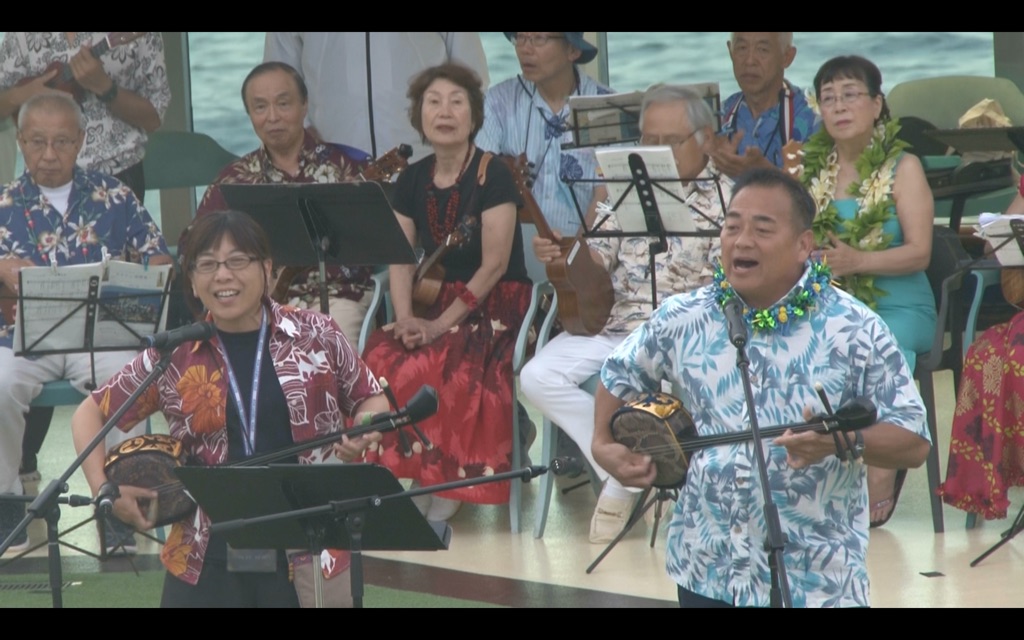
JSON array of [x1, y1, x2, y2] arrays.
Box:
[[939, 314, 1024, 519], [362, 280, 531, 504]]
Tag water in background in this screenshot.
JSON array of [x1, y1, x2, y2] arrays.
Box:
[[188, 32, 996, 157]]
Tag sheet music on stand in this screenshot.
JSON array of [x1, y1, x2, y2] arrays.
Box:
[[595, 146, 700, 234], [974, 214, 1024, 267], [566, 83, 721, 149], [13, 260, 173, 355]]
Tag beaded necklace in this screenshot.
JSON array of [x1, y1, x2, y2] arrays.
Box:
[[426, 145, 474, 245], [713, 260, 832, 335]]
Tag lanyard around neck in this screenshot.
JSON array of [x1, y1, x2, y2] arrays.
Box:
[[724, 80, 796, 145], [217, 307, 269, 458]]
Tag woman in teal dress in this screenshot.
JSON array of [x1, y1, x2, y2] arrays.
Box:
[[800, 55, 937, 528]]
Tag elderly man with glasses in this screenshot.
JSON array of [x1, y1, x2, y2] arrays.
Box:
[[520, 84, 733, 544], [0, 92, 172, 557]]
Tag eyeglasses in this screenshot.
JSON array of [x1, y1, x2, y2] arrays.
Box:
[[640, 129, 698, 147], [508, 33, 565, 48], [818, 91, 872, 109], [191, 255, 259, 274], [20, 137, 78, 153]]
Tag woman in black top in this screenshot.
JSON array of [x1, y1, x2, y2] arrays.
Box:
[[362, 63, 529, 521]]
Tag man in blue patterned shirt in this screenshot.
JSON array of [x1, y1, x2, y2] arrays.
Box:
[[706, 33, 818, 178], [0, 93, 171, 555], [593, 168, 929, 608]]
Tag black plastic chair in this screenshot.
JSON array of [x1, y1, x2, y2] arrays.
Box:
[[914, 226, 975, 534]]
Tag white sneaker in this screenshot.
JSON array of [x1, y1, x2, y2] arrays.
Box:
[[409, 481, 432, 516], [589, 493, 637, 544], [427, 497, 462, 522]]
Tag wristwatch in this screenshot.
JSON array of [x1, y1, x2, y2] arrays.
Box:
[[97, 81, 119, 104]]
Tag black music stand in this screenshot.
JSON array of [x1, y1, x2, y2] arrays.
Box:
[[222, 182, 416, 314], [12, 263, 174, 381], [177, 463, 449, 608], [924, 126, 1024, 231], [586, 151, 725, 309]]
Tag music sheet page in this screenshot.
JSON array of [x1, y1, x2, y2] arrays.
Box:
[[596, 146, 697, 234], [13, 261, 172, 355]]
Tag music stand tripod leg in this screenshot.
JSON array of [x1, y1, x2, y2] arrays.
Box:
[[970, 501, 1024, 567], [586, 487, 656, 574]]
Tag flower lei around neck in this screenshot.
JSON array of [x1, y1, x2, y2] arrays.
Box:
[[800, 118, 908, 309], [713, 260, 832, 335]]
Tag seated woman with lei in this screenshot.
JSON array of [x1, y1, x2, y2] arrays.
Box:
[[360, 63, 529, 522], [71, 210, 387, 607], [939, 177, 1024, 520], [799, 55, 937, 529]]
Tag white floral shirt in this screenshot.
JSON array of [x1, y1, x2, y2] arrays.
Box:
[[0, 32, 171, 175], [589, 162, 732, 334]]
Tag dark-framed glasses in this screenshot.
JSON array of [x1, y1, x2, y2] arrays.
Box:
[[508, 33, 565, 48], [191, 255, 259, 274], [819, 91, 871, 109], [640, 129, 698, 147], [21, 137, 78, 153]]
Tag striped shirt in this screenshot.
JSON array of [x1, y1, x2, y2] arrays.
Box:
[[477, 72, 612, 234]]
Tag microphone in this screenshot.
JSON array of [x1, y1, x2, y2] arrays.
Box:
[[140, 321, 216, 351], [723, 297, 747, 348], [522, 457, 586, 482], [96, 481, 120, 515], [366, 385, 438, 429], [548, 456, 585, 477]]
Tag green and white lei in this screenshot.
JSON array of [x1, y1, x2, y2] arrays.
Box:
[[800, 119, 909, 309]]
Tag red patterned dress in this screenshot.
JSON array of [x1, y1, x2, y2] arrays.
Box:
[[362, 149, 530, 505], [939, 312, 1024, 519]]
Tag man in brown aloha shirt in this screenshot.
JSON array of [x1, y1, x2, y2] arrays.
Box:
[[193, 61, 374, 344]]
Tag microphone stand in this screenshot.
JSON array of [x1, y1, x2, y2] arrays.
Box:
[[0, 347, 176, 608], [729, 324, 793, 609]]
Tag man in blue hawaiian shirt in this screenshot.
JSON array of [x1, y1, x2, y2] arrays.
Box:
[[706, 33, 818, 179], [593, 168, 929, 608], [0, 92, 171, 555]]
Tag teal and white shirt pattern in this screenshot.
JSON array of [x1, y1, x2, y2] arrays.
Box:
[[601, 264, 928, 608]]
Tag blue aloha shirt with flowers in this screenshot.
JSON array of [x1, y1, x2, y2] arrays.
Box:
[[0, 167, 169, 347], [601, 262, 928, 608]]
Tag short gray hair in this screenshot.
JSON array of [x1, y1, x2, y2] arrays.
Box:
[[17, 92, 86, 132], [729, 32, 794, 53], [639, 84, 715, 144]]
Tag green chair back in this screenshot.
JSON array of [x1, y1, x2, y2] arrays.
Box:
[[888, 75, 1024, 129], [143, 130, 238, 191]]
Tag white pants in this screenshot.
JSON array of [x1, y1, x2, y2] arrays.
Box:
[[520, 332, 628, 484], [0, 348, 146, 494]]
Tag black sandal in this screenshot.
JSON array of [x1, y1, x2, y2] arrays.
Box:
[[869, 468, 908, 529]]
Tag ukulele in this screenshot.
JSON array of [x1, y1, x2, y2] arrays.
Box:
[[501, 154, 614, 336], [271, 144, 413, 303], [411, 218, 477, 317], [13, 32, 147, 117]]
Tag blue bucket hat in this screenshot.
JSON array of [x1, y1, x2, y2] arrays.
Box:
[[503, 32, 599, 64]]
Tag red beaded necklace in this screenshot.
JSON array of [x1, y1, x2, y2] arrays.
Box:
[[426, 145, 474, 246]]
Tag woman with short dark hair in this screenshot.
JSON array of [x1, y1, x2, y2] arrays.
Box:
[[72, 210, 388, 607]]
